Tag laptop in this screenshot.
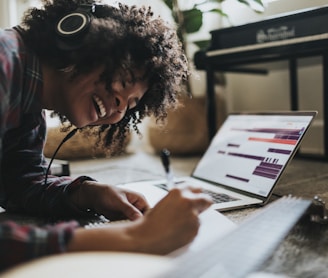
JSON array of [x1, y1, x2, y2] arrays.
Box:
[[121, 111, 317, 211]]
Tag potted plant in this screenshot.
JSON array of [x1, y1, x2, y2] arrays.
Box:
[[148, 0, 265, 155], [163, 0, 265, 51]]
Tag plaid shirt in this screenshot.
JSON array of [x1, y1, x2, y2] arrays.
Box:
[[0, 220, 78, 272], [0, 28, 94, 270]]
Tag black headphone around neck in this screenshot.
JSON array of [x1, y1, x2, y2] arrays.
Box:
[[55, 3, 103, 50]]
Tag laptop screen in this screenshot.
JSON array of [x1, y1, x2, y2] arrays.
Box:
[[192, 111, 317, 198]]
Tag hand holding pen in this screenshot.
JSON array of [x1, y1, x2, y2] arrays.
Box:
[[160, 149, 212, 201], [161, 148, 175, 190]]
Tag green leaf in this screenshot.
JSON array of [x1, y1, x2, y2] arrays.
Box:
[[163, 0, 173, 10], [206, 8, 229, 18], [251, 0, 264, 7], [237, 0, 264, 12], [182, 8, 203, 34], [196, 0, 226, 4], [193, 39, 211, 49]]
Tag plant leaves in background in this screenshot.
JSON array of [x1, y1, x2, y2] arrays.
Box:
[[206, 8, 229, 18], [161, 0, 264, 50], [237, 0, 265, 12], [193, 39, 211, 49], [182, 8, 203, 33], [163, 0, 173, 10]]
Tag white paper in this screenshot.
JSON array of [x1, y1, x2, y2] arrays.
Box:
[[119, 180, 237, 257]]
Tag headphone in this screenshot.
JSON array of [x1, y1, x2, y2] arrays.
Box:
[[55, 3, 104, 50]]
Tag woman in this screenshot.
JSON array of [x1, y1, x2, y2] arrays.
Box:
[[0, 0, 212, 271]]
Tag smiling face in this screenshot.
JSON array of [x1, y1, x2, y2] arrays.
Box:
[[55, 67, 148, 128]]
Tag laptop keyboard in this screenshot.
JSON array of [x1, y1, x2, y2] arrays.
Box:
[[155, 183, 240, 203], [202, 189, 240, 203]]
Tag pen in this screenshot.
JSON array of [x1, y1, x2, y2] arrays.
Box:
[[161, 148, 174, 190]]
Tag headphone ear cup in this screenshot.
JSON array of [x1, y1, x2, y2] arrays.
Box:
[[55, 11, 91, 50], [56, 11, 91, 37]]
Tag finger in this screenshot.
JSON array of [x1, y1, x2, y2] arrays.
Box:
[[175, 183, 203, 193], [193, 196, 213, 214], [180, 187, 211, 200], [180, 189, 213, 213], [121, 202, 144, 221], [188, 187, 203, 194], [126, 193, 151, 214]]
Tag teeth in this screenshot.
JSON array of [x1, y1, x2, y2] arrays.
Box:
[[93, 95, 107, 118]]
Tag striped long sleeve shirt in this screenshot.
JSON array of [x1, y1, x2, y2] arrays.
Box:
[[0, 28, 93, 271]]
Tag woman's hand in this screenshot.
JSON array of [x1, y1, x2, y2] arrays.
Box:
[[70, 180, 151, 221], [68, 187, 213, 255], [127, 187, 213, 254]]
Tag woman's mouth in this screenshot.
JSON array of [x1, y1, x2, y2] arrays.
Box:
[[92, 95, 107, 118]]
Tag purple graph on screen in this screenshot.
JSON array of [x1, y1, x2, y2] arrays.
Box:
[[217, 127, 304, 182]]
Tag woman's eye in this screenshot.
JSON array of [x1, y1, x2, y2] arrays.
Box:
[[121, 81, 126, 88]]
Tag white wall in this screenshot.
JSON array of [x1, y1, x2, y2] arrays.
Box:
[[0, 0, 43, 28], [0, 0, 17, 28]]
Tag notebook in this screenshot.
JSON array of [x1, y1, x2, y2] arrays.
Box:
[[121, 111, 317, 211]]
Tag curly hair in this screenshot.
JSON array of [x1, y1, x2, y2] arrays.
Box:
[[20, 0, 189, 154]]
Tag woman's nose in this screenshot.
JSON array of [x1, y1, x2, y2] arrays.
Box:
[[114, 95, 128, 113]]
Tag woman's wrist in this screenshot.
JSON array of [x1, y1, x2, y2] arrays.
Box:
[[69, 179, 97, 212], [67, 221, 142, 253], [123, 217, 165, 254]]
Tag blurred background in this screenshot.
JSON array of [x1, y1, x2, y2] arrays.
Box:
[[1, 0, 327, 157]]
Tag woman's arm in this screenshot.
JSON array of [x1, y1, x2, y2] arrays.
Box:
[[0, 187, 211, 271], [0, 220, 78, 272], [1, 111, 97, 218], [68, 188, 212, 255]]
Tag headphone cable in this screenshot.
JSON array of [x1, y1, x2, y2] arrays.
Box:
[[44, 128, 78, 187]]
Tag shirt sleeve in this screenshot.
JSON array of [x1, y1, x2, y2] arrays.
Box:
[[0, 220, 78, 272], [0, 29, 97, 218], [1, 111, 96, 218]]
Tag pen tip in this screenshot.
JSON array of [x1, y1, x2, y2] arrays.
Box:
[[161, 148, 170, 157], [161, 148, 170, 172]]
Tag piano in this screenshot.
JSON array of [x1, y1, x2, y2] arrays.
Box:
[[195, 5, 328, 69], [194, 5, 328, 159]]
